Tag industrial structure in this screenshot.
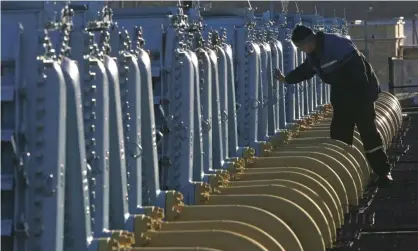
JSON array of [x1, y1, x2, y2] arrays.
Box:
[[1, 1, 417, 251]]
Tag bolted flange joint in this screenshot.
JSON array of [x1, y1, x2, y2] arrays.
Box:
[[258, 141, 273, 157], [96, 237, 120, 251], [142, 206, 165, 230], [133, 215, 155, 247], [207, 170, 230, 193], [165, 190, 185, 221], [242, 147, 256, 164], [226, 158, 245, 179], [194, 182, 212, 204], [110, 230, 135, 248]]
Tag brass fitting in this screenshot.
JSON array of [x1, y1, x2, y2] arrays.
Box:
[[297, 118, 312, 131], [194, 182, 212, 204], [143, 206, 164, 230], [110, 230, 135, 247], [259, 142, 272, 157], [165, 190, 185, 221], [270, 130, 292, 148], [322, 104, 333, 117], [290, 123, 301, 136], [207, 170, 230, 193], [97, 237, 120, 251], [242, 147, 256, 164], [312, 112, 324, 123], [305, 116, 315, 125], [134, 215, 155, 246], [226, 158, 245, 177]]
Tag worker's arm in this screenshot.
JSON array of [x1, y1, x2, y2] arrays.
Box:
[[276, 60, 316, 84]]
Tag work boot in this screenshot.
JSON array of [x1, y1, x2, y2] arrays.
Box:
[[368, 172, 393, 188], [377, 172, 393, 186]]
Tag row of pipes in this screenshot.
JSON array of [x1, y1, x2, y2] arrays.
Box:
[[0, 2, 404, 251]]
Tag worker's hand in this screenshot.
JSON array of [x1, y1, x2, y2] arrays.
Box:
[[275, 68, 286, 82]]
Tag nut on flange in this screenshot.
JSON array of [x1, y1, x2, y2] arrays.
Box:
[[208, 170, 230, 193], [165, 190, 185, 221], [298, 118, 312, 131], [269, 130, 292, 148], [259, 142, 272, 157], [143, 206, 164, 230], [226, 159, 245, 178], [242, 147, 256, 163], [322, 104, 333, 117], [134, 215, 155, 246], [194, 182, 212, 203], [97, 237, 120, 251], [290, 123, 301, 136], [110, 230, 135, 247], [312, 112, 324, 123]]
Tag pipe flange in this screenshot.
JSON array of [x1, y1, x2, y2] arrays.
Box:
[[165, 190, 185, 221], [207, 171, 230, 193], [242, 147, 256, 163], [143, 206, 165, 229], [194, 182, 211, 203], [110, 230, 135, 248]]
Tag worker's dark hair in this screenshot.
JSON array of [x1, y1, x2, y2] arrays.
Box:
[[291, 25, 315, 46]]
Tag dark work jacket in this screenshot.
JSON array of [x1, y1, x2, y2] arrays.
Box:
[[285, 31, 381, 107]]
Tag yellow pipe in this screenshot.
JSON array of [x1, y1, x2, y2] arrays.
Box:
[[270, 148, 363, 196], [160, 220, 284, 251], [138, 230, 268, 251], [376, 100, 401, 131], [319, 142, 370, 185], [229, 174, 343, 228], [376, 98, 401, 130], [216, 184, 335, 248], [162, 204, 303, 251], [260, 179, 337, 232], [204, 194, 326, 251], [239, 167, 346, 214], [296, 129, 364, 151], [245, 157, 349, 212], [376, 105, 395, 136], [281, 138, 371, 178]]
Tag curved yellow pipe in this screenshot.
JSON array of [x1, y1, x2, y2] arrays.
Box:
[[229, 174, 343, 228], [246, 156, 349, 212], [140, 230, 268, 251], [284, 136, 370, 173], [296, 129, 364, 152], [236, 169, 344, 216], [271, 147, 363, 196], [160, 220, 284, 251], [205, 194, 326, 251], [279, 142, 370, 186], [271, 150, 363, 201], [319, 143, 370, 185], [376, 98, 401, 131], [217, 185, 335, 248], [287, 137, 368, 170], [164, 205, 303, 251], [239, 167, 347, 214]]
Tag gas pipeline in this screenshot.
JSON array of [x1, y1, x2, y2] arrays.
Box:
[[0, 1, 404, 251]]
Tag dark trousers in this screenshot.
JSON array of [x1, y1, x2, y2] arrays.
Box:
[[330, 101, 391, 177]]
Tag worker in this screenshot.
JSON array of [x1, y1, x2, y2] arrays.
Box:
[[275, 25, 393, 186]]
